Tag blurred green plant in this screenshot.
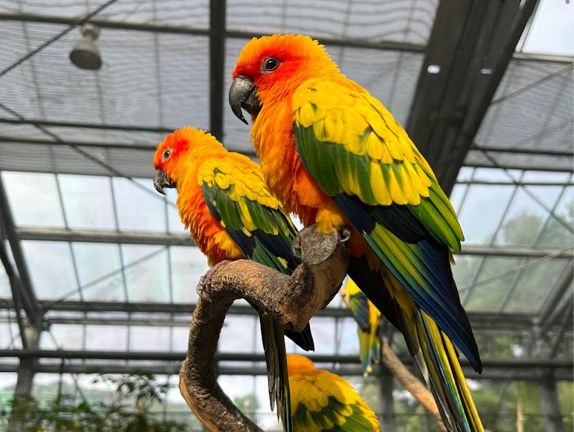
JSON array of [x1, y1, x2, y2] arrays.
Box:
[[4, 373, 186, 432]]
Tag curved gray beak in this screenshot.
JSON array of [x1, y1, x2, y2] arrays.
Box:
[[229, 76, 260, 124], [153, 169, 175, 195]]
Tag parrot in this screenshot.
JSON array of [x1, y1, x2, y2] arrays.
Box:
[[152, 126, 315, 432], [341, 278, 383, 376], [229, 34, 484, 432], [287, 354, 381, 432]]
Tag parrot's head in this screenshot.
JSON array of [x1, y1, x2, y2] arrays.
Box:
[[229, 34, 338, 124], [153, 127, 224, 195], [286, 354, 316, 375]]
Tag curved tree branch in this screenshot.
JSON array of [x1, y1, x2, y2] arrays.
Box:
[[179, 226, 349, 431]]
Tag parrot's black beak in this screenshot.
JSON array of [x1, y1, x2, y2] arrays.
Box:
[[153, 169, 175, 195], [229, 76, 260, 125]]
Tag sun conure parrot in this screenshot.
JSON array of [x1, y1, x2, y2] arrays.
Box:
[[229, 34, 483, 432], [152, 126, 315, 432], [341, 278, 383, 376], [287, 355, 381, 432]]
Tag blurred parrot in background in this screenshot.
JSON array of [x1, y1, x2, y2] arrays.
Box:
[[153, 126, 315, 432], [287, 355, 381, 432], [229, 35, 484, 431], [341, 279, 383, 376]]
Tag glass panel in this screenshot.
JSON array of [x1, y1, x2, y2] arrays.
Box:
[[456, 166, 474, 182], [165, 188, 186, 234], [42, 324, 85, 350], [493, 187, 563, 246], [73, 243, 126, 302], [122, 245, 169, 303], [538, 186, 574, 248], [449, 184, 467, 214], [129, 326, 170, 352], [171, 246, 209, 304], [59, 175, 116, 230], [522, 171, 571, 184], [464, 257, 523, 311], [336, 316, 360, 356], [22, 241, 79, 300], [2, 172, 64, 227], [113, 178, 166, 232], [218, 375, 258, 414], [0, 322, 20, 349], [504, 259, 566, 313], [0, 260, 9, 298], [457, 185, 516, 244], [471, 168, 522, 183], [84, 325, 127, 351], [219, 316, 257, 353], [171, 326, 189, 352], [453, 256, 483, 296], [302, 317, 336, 355], [520, 0, 574, 56]]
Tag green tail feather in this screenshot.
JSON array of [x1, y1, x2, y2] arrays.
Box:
[[260, 312, 292, 432], [403, 310, 484, 432]]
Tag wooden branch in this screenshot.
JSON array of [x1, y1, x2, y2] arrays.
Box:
[[179, 226, 349, 431], [381, 338, 447, 432]]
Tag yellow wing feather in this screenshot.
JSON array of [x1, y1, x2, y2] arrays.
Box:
[[287, 355, 381, 432], [293, 78, 432, 207]]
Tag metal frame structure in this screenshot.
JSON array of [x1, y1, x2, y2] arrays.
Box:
[[0, 0, 572, 431]]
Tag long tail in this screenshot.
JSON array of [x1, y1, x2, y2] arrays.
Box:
[[259, 312, 292, 432], [403, 309, 483, 432], [349, 257, 483, 432]]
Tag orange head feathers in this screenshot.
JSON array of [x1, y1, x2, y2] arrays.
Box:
[[153, 127, 226, 194], [230, 35, 339, 116], [286, 354, 316, 375]]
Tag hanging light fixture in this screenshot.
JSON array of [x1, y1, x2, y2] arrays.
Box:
[[69, 24, 102, 70]]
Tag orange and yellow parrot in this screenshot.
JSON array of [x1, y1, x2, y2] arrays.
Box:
[[229, 35, 483, 431], [153, 126, 315, 431], [287, 355, 380, 432], [341, 279, 383, 376]]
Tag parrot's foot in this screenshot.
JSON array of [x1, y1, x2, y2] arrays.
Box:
[[179, 225, 349, 431]]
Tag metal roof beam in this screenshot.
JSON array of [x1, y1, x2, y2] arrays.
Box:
[[209, 0, 226, 141], [0, 11, 425, 53], [470, 145, 574, 158], [540, 264, 574, 331], [0, 229, 30, 348], [0, 117, 172, 134], [0, 362, 570, 381], [16, 227, 193, 246], [463, 159, 574, 174], [407, 0, 539, 194], [0, 135, 156, 151], [0, 349, 571, 369], [0, 300, 558, 332], [0, 178, 41, 327], [15, 227, 573, 258]]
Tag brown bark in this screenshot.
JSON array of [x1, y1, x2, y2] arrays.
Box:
[[179, 226, 349, 431], [381, 338, 447, 431]]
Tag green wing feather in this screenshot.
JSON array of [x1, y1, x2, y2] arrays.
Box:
[[292, 79, 483, 432], [199, 156, 300, 432]]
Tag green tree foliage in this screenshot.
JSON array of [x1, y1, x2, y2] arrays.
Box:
[[4, 373, 186, 432]]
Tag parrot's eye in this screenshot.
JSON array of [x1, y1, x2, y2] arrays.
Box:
[[261, 57, 280, 72], [162, 149, 172, 161]]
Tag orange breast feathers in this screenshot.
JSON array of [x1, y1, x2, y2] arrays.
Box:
[[176, 173, 243, 266], [251, 98, 333, 227], [251, 93, 366, 254]]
